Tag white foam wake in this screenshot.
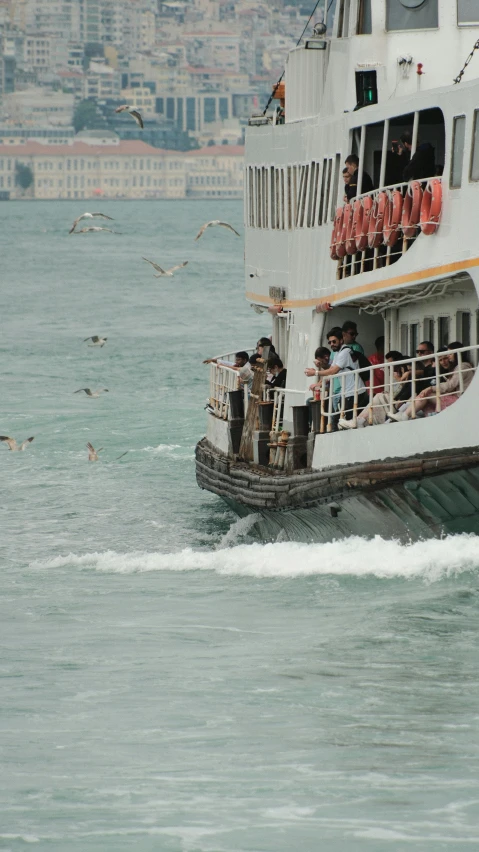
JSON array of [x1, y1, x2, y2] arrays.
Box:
[[30, 534, 479, 582]]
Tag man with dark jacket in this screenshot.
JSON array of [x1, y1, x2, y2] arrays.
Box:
[[344, 154, 373, 200], [400, 131, 435, 180]]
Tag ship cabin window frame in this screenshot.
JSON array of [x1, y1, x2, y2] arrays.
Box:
[[385, 0, 438, 31], [469, 109, 479, 181], [450, 114, 466, 189], [400, 323, 409, 356], [409, 323, 419, 358], [438, 316, 450, 347], [423, 317, 435, 348], [356, 0, 372, 34], [457, 0, 479, 26], [456, 310, 471, 346]]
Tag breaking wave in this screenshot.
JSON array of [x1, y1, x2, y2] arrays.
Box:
[[30, 534, 479, 582]]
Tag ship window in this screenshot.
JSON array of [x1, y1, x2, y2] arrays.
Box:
[[456, 311, 471, 345], [330, 154, 341, 220], [386, 0, 438, 31], [470, 109, 479, 180], [262, 167, 269, 228], [323, 158, 333, 225], [317, 158, 327, 224], [297, 164, 309, 227], [336, 0, 351, 37], [400, 323, 408, 355], [423, 317, 435, 347], [255, 167, 261, 227], [287, 166, 293, 229], [355, 71, 377, 109], [280, 168, 285, 229], [410, 324, 419, 357], [270, 167, 276, 229], [450, 115, 466, 188], [307, 161, 319, 227], [357, 0, 372, 33], [438, 316, 450, 346], [458, 0, 479, 25]]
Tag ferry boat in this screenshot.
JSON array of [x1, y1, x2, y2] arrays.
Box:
[[196, 0, 479, 542]]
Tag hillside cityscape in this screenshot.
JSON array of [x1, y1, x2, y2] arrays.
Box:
[[0, 0, 311, 199]]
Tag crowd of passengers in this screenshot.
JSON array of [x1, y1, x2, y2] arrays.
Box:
[[305, 321, 475, 430], [204, 337, 287, 398], [342, 131, 441, 203], [204, 323, 474, 429]]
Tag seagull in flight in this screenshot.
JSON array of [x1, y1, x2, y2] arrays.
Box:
[[194, 220, 240, 241], [74, 226, 119, 234], [0, 435, 34, 451], [69, 212, 113, 234], [74, 388, 109, 398], [142, 257, 188, 277], [84, 336, 107, 347], [86, 442, 103, 461], [115, 105, 143, 128]]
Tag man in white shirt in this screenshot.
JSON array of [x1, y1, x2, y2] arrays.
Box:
[[314, 336, 368, 427]]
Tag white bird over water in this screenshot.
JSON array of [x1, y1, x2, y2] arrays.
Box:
[[115, 105, 144, 128], [86, 442, 103, 461], [84, 335, 107, 347], [74, 388, 109, 398], [142, 257, 188, 277], [0, 435, 34, 451], [69, 212, 113, 234], [74, 226, 118, 234], [194, 220, 240, 241]]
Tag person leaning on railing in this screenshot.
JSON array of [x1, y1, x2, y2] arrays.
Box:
[[203, 350, 253, 389], [388, 343, 474, 422], [265, 355, 287, 399]]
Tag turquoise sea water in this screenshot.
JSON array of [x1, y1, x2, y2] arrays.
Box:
[[1, 200, 479, 851]]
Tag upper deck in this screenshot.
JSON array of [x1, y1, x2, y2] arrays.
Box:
[[244, 0, 479, 310]]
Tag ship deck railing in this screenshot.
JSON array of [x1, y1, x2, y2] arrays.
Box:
[[271, 344, 475, 432], [336, 177, 441, 279], [207, 351, 255, 419]]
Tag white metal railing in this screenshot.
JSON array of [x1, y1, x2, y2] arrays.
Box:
[[316, 344, 476, 431], [209, 363, 240, 419], [336, 177, 441, 278], [271, 388, 305, 432]]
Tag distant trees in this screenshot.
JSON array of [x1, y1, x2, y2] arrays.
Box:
[[15, 162, 33, 190], [73, 99, 107, 133]]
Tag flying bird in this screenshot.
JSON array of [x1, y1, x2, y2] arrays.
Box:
[[86, 442, 103, 462], [83, 336, 107, 347], [115, 105, 143, 128], [69, 212, 113, 234], [73, 227, 118, 234], [0, 435, 34, 451], [142, 257, 188, 277], [74, 388, 109, 398], [194, 220, 240, 241]]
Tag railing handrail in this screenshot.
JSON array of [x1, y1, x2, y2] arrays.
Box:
[[321, 342, 475, 383], [351, 175, 441, 204]]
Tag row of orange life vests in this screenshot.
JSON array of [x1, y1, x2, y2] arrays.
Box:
[[330, 179, 442, 260]]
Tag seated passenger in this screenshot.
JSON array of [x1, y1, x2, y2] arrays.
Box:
[[367, 336, 385, 392], [401, 131, 436, 181], [344, 154, 373, 201], [340, 350, 404, 429], [249, 337, 276, 366], [389, 343, 474, 421], [393, 340, 436, 407]]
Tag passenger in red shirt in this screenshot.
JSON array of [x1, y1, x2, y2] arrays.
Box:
[[368, 336, 385, 393]]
